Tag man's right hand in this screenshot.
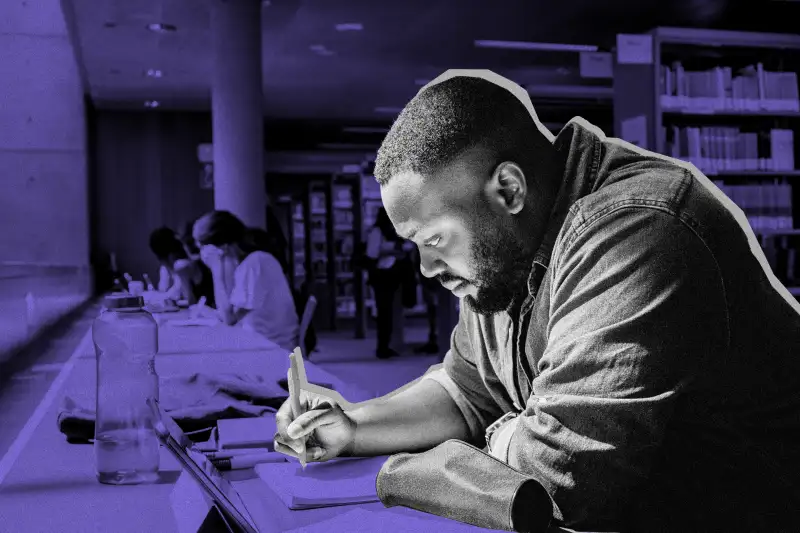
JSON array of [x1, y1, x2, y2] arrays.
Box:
[[273, 389, 357, 463]]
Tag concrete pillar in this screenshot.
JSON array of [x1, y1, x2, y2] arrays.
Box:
[[210, 0, 266, 229]]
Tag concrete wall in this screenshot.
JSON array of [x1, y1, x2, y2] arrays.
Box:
[[0, 0, 91, 358]]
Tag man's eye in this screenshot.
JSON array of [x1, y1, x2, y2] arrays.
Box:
[[425, 236, 441, 247]]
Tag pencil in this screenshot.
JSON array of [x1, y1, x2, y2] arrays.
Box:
[[288, 348, 307, 467]]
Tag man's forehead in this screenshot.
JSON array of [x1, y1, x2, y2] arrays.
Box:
[[380, 171, 434, 237]]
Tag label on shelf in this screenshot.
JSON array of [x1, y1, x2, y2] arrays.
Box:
[[579, 52, 613, 79]]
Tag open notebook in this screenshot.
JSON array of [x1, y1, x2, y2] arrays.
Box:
[[255, 456, 389, 510]]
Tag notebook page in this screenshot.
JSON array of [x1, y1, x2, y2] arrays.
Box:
[[255, 456, 389, 510]]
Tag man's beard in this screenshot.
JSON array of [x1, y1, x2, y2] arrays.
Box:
[[457, 220, 533, 316]]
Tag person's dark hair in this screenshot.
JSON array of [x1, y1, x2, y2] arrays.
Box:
[[149, 227, 187, 263], [178, 220, 200, 255], [374, 76, 550, 186], [193, 210, 247, 249], [374, 207, 399, 242]]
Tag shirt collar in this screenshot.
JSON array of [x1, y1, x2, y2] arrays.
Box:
[[525, 119, 604, 298]]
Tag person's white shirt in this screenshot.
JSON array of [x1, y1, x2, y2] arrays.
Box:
[[229, 250, 299, 352], [158, 265, 173, 292], [158, 264, 184, 300]]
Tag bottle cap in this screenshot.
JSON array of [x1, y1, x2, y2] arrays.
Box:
[[103, 294, 144, 309]]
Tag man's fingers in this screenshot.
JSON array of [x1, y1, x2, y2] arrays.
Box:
[[307, 447, 327, 462], [286, 406, 340, 440], [274, 441, 301, 459], [274, 400, 295, 434]]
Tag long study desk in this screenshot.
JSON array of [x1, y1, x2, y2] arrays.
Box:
[[0, 321, 519, 532], [0, 322, 378, 532]]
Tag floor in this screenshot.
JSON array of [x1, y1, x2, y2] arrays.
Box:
[[0, 303, 441, 462]]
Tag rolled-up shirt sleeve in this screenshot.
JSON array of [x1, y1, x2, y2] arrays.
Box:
[[507, 207, 729, 527], [422, 309, 506, 444]]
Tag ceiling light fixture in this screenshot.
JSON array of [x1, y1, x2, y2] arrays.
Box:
[[335, 23, 363, 31], [144, 100, 160, 108], [147, 23, 177, 33], [145, 69, 163, 78], [475, 40, 598, 52], [374, 107, 403, 115], [524, 84, 613, 99]]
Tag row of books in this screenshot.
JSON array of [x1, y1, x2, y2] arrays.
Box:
[[659, 62, 799, 112], [711, 182, 794, 232], [664, 126, 795, 173]]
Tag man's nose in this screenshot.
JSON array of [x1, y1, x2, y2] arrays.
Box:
[[419, 252, 445, 279]]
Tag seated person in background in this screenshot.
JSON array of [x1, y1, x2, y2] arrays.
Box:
[[178, 220, 202, 261], [193, 210, 299, 352], [149, 226, 214, 306], [178, 219, 217, 308], [245, 227, 290, 278], [245, 226, 317, 355]]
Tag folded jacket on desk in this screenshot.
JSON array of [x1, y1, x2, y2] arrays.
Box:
[[56, 373, 289, 444]]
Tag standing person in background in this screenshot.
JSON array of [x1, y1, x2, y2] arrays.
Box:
[[266, 207, 291, 275], [412, 246, 440, 354], [148, 227, 213, 305], [193, 210, 299, 353], [365, 207, 413, 359]]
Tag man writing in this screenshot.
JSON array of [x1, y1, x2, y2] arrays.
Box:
[[275, 71, 800, 532]]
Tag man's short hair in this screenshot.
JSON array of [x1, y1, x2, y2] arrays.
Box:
[[374, 76, 550, 186]]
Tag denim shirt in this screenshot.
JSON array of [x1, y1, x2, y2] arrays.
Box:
[[421, 119, 800, 531]]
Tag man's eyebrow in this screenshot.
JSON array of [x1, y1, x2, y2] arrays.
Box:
[[400, 226, 420, 241]]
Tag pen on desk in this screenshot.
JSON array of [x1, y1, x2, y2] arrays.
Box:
[[204, 448, 271, 460], [211, 452, 286, 471], [288, 348, 307, 467]]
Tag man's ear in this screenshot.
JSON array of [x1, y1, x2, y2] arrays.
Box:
[[485, 161, 527, 215]]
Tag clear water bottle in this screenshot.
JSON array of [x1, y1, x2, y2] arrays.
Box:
[[93, 294, 160, 485]]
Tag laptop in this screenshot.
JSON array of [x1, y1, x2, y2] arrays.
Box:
[[148, 397, 266, 533]]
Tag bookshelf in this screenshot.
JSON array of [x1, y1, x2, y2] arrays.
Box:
[[287, 198, 306, 291], [330, 171, 366, 335], [613, 27, 800, 291]]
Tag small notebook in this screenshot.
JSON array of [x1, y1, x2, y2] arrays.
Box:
[[255, 456, 389, 510], [217, 416, 277, 450]]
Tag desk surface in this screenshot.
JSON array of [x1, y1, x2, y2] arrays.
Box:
[[0, 329, 370, 533], [0, 326, 522, 533], [73, 310, 279, 359]]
